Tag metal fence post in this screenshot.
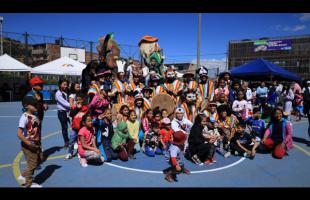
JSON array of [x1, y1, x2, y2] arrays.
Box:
[[90, 41, 93, 61], [24, 32, 29, 65]]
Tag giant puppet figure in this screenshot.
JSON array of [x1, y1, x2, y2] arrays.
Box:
[[96, 33, 121, 73], [139, 35, 165, 79]]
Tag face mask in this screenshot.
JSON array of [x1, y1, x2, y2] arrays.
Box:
[[186, 93, 196, 101]]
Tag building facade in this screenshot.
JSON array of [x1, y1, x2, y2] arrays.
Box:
[[228, 35, 310, 80]]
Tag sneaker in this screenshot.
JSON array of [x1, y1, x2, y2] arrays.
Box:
[[211, 157, 217, 163], [18, 175, 26, 185], [36, 165, 42, 170], [165, 173, 175, 183], [224, 151, 231, 158], [74, 143, 78, 150], [63, 143, 69, 149], [191, 154, 202, 165], [243, 153, 248, 157], [182, 168, 190, 175], [234, 151, 239, 156], [100, 156, 105, 163], [30, 183, 42, 188], [64, 153, 72, 160], [80, 158, 88, 167], [204, 159, 214, 165]]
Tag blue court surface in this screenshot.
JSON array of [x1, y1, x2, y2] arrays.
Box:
[[1, 102, 310, 187]]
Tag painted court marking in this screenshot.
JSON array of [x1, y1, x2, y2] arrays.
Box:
[[5, 119, 310, 186]]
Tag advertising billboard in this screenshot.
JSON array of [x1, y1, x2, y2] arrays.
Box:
[[254, 39, 292, 52]]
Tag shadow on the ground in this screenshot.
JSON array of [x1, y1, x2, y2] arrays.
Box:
[[292, 136, 309, 145], [42, 146, 63, 162], [33, 164, 62, 184]]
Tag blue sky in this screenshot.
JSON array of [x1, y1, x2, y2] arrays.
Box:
[[0, 13, 309, 63]]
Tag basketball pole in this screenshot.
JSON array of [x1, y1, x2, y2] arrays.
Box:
[[197, 13, 201, 70]]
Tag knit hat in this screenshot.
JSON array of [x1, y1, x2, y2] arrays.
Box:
[[172, 131, 187, 145], [117, 121, 127, 132], [29, 77, 45, 87], [22, 96, 38, 108]]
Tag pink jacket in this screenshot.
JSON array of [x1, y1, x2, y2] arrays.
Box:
[[141, 117, 150, 133], [88, 94, 109, 118], [264, 120, 293, 150]]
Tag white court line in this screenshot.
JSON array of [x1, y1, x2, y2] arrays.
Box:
[[105, 157, 246, 174]]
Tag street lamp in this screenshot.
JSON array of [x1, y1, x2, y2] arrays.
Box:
[[0, 16, 3, 56]]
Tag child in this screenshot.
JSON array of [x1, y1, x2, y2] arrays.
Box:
[[230, 123, 259, 159], [17, 96, 42, 188], [69, 82, 81, 107], [163, 131, 190, 182], [111, 121, 135, 161], [88, 86, 110, 119], [78, 114, 105, 167], [216, 105, 238, 157], [246, 107, 266, 142], [161, 109, 169, 119], [115, 104, 130, 128], [232, 90, 247, 122], [294, 91, 303, 121], [141, 109, 153, 151], [95, 108, 119, 162], [65, 93, 89, 160], [153, 108, 162, 127], [160, 117, 174, 151], [202, 119, 221, 163], [144, 122, 164, 157], [126, 110, 140, 159]]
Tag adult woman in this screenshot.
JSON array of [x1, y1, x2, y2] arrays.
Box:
[[262, 108, 293, 159], [303, 80, 310, 145], [55, 79, 71, 148], [188, 114, 216, 165]]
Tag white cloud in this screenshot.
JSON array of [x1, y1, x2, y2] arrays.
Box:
[[272, 24, 306, 32], [299, 13, 310, 21], [292, 24, 306, 31]]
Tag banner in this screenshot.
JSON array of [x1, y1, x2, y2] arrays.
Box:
[[254, 39, 292, 52]]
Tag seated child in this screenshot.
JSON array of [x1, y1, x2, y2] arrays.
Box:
[[230, 123, 259, 159], [88, 88, 110, 119], [111, 121, 135, 161], [144, 122, 164, 157], [246, 107, 266, 142], [163, 131, 190, 182], [78, 114, 105, 167], [95, 108, 119, 162]]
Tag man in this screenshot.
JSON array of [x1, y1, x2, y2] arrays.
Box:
[[196, 66, 215, 104], [149, 74, 165, 97], [111, 71, 129, 107], [163, 67, 183, 105], [182, 72, 197, 94], [180, 91, 198, 124], [141, 87, 153, 110]]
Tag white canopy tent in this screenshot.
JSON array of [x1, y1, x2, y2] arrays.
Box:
[[31, 56, 86, 76], [0, 54, 32, 72]]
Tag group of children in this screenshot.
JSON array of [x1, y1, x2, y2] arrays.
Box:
[[17, 63, 296, 186]]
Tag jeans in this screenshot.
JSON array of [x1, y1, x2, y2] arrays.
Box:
[[68, 129, 78, 155], [57, 110, 70, 145]]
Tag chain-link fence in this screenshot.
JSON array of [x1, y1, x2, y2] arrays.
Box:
[[2, 31, 140, 67]]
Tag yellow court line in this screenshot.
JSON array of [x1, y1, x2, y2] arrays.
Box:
[[293, 144, 310, 157], [0, 164, 12, 169]]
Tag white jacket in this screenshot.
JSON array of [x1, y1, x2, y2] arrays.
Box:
[[171, 117, 193, 134]]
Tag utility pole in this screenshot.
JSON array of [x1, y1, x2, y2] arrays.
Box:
[[90, 41, 93, 61], [24, 32, 29, 65], [197, 13, 201, 70], [0, 16, 3, 56]]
